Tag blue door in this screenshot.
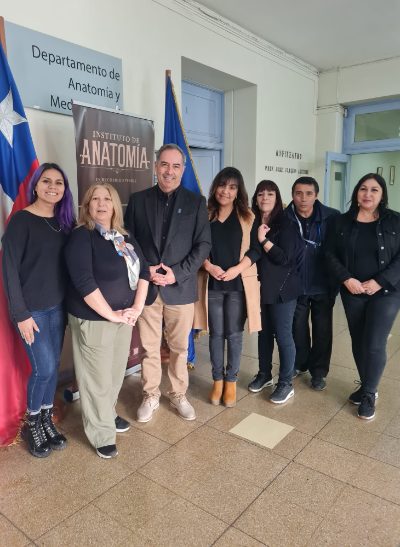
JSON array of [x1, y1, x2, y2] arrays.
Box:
[[190, 148, 221, 198], [182, 80, 224, 199]]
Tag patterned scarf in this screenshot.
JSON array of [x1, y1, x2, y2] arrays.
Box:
[[94, 222, 140, 291]]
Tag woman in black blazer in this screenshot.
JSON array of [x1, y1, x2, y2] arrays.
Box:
[[248, 180, 302, 404], [326, 173, 400, 420]]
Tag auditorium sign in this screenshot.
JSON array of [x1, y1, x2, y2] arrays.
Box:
[[4, 22, 123, 115]]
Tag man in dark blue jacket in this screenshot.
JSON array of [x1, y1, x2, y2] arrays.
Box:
[[284, 177, 340, 390]]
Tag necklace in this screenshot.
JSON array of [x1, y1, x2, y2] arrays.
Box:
[[33, 203, 62, 232]]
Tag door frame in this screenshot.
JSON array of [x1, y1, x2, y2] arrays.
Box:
[[324, 152, 351, 210]]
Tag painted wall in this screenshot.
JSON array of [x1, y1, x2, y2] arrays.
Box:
[[350, 152, 400, 211], [3, 0, 318, 206]]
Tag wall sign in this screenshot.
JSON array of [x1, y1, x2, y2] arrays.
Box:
[[5, 22, 123, 116]]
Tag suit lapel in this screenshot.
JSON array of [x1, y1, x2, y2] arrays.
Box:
[[145, 187, 158, 252], [162, 186, 189, 258]]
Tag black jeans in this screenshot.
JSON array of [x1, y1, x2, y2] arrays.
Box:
[[292, 294, 335, 378], [208, 290, 246, 382], [341, 290, 400, 394], [258, 300, 297, 385]]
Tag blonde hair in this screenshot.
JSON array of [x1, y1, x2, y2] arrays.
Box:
[[77, 183, 129, 236]]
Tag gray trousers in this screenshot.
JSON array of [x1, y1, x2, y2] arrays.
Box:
[[69, 315, 132, 448]]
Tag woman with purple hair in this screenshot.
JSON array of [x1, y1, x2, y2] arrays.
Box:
[[2, 162, 76, 458]]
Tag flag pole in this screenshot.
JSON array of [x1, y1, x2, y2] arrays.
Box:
[[0, 17, 7, 58], [160, 69, 172, 365], [165, 69, 171, 91]]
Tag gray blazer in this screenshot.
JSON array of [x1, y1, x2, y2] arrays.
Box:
[[124, 185, 211, 306]]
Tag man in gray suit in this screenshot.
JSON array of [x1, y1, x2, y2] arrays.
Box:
[[124, 143, 211, 422]]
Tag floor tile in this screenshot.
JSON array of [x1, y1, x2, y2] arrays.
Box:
[[1, 478, 88, 539], [35, 504, 145, 547], [317, 411, 382, 455], [182, 467, 262, 524], [307, 485, 400, 547], [0, 514, 31, 547], [135, 497, 227, 547], [218, 439, 289, 488], [235, 489, 322, 547], [229, 412, 293, 449], [266, 462, 345, 517], [213, 527, 266, 546], [384, 413, 400, 439], [349, 457, 400, 505], [131, 400, 201, 444], [174, 425, 247, 465], [368, 433, 400, 468], [138, 445, 215, 496], [207, 407, 251, 433], [271, 429, 313, 460], [93, 472, 177, 531], [294, 438, 369, 483]]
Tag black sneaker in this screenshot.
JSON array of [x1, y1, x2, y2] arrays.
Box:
[[358, 394, 375, 420], [115, 416, 131, 432], [97, 445, 118, 458], [269, 382, 294, 404], [311, 377, 326, 391], [292, 369, 307, 379], [349, 382, 378, 405], [248, 372, 273, 392]]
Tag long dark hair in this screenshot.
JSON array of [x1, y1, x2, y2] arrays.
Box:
[[207, 167, 252, 222], [27, 163, 76, 233], [252, 180, 284, 234], [349, 173, 388, 218]]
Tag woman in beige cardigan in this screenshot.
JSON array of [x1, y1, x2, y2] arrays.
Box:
[[194, 167, 261, 407]]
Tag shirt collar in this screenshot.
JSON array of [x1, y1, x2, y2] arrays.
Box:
[[156, 184, 180, 201]]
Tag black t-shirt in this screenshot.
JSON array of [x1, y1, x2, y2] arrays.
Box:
[[353, 220, 380, 283], [65, 226, 150, 321], [1, 210, 70, 322], [209, 209, 260, 291]]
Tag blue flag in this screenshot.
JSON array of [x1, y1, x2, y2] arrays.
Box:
[[163, 76, 203, 195], [163, 75, 206, 367]]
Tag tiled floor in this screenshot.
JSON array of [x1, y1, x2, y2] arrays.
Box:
[[2, 301, 400, 546]]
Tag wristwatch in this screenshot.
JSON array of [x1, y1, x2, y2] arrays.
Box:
[[260, 238, 270, 247]]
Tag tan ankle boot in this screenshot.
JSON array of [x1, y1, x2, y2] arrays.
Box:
[[223, 381, 237, 407], [209, 380, 224, 405]]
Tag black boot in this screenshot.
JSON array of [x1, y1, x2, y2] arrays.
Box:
[[41, 408, 68, 450], [21, 412, 52, 458]]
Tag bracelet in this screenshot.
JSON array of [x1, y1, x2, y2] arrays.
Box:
[[260, 238, 270, 247]]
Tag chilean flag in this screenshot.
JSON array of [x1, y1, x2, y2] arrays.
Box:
[[0, 42, 39, 445]]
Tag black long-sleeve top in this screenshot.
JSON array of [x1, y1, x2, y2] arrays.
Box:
[[257, 218, 302, 304], [65, 226, 150, 321], [209, 209, 261, 291], [2, 210, 69, 323]]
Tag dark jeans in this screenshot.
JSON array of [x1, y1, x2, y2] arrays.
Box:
[[292, 294, 335, 378], [341, 290, 400, 394], [17, 303, 66, 412], [258, 300, 297, 385], [208, 290, 246, 382]]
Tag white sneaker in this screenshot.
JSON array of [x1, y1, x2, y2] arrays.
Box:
[[169, 394, 196, 420], [137, 394, 159, 423]]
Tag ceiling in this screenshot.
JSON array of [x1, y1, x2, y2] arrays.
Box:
[[195, 0, 400, 71]]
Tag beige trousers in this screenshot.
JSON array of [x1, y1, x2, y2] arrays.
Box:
[[69, 315, 132, 449], [137, 293, 194, 397]]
